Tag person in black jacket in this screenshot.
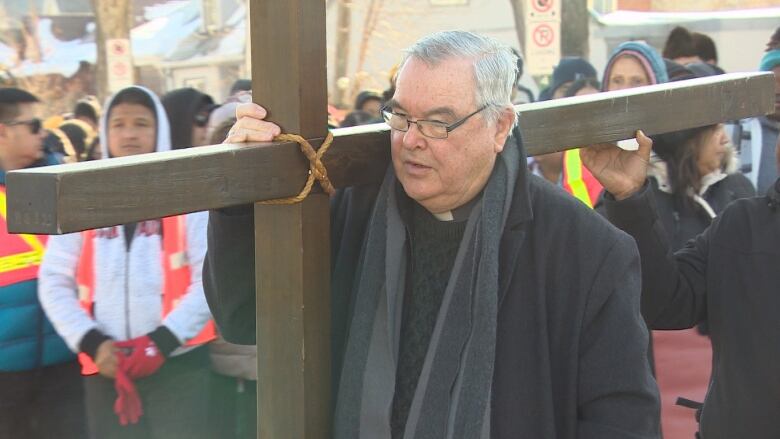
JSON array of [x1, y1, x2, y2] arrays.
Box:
[[582, 129, 780, 439], [161, 88, 215, 150], [205, 31, 660, 439], [649, 122, 756, 248], [644, 118, 754, 437]]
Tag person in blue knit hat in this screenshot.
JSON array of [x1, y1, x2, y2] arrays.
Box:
[[602, 41, 668, 91]]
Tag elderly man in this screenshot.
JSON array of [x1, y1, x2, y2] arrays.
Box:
[[204, 31, 659, 438]]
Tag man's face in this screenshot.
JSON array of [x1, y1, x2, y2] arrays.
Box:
[[769, 66, 780, 121], [361, 98, 382, 120], [191, 107, 212, 147], [388, 57, 512, 213], [0, 103, 45, 170], [107, 103, 157, 157]]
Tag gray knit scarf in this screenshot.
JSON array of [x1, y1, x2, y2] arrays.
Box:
[[334, 138, 520, 439]]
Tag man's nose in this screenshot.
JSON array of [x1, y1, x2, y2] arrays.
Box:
[[120, 127, 137, 139], [402, 123, 425, 149]]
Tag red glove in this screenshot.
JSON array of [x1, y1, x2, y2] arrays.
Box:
[[114, 335, 165, 379], [114, 355, 143, 425]]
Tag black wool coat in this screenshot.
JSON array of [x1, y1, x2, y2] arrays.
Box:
[[203, 133, 660, 438], [605, 179, 780, 439]]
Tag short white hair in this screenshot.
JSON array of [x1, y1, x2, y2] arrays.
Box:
[[401, 30, 518, 125]]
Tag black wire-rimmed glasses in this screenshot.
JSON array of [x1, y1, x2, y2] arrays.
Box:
[[381, 105, 487, 139]]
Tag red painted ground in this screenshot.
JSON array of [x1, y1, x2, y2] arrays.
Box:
[[653, 329, 713, 439]]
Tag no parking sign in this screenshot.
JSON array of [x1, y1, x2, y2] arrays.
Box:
[[106, 39, 134, 93], [524, 0, 560, 75]]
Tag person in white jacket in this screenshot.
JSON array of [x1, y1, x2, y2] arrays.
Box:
[[38, 86, 214, 439]]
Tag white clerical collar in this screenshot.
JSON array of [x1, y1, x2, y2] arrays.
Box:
[[430, 193, 482, 222], [433, 211, 454, 221]]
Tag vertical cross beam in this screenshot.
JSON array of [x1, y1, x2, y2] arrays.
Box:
[[250, 1, 331, 438]]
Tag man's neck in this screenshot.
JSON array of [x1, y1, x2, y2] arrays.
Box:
[[425, 193, 482, 222], [0, 157, 28, 173]]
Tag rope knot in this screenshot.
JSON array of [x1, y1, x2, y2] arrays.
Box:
[[259, 132, 335, 205]]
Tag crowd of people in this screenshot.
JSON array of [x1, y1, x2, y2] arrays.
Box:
[[0, 80, 258, 438], [0, 24, 778, 439]]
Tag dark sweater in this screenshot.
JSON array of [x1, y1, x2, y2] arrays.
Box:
[[605, 180, 780, 439], [390, 205, 467, 438]]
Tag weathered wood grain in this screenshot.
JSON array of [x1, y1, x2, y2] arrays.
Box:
[[250, 1, 331, 438], [255, 195, 331, 439], [7, 72, 773, 234], [519, 72, 775, 155]]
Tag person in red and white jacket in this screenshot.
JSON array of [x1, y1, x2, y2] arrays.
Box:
[[38, 86, 215, 439]]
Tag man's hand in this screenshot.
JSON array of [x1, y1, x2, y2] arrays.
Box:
[[580, 130, 653, 201], [224, 103, 282, 144], [95, 339, 119, 379], [115, 335, 165, 379]]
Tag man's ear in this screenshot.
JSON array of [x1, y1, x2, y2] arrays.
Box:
[[492, 106, 515, 154]]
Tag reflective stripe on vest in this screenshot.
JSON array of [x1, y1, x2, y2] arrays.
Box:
[[0, 185, 47, 287], [562, 149, 604, 209], [76, 216, 216, 375]]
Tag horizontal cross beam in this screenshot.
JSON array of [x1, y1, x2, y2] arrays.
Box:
[[7, 72, 773, 234]]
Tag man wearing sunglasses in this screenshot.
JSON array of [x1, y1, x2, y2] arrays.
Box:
[[205, 31, 659, 438], [0, 87, 86, 438], [161, 87, 216, 150]]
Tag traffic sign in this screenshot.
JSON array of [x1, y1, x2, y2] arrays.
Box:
[[532, 23, 555, 48], [532, 0, 553, 13], [106, 39, 134, 93], [526, 0, 560, 22], [525, 21, 560, 75]]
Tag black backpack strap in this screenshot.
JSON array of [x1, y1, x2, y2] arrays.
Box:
[[675, 397, 704, 423]]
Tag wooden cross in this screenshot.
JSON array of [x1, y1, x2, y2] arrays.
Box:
[[5, 1, 774, 438]]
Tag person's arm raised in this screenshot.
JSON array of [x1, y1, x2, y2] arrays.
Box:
[[580, 130, 652, 201], [583, 130, 708, 328]]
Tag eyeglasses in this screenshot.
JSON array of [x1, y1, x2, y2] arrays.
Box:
[[3, 117, 42, 134], [381, 105, 487, 139], [194, 112, 210, 128]]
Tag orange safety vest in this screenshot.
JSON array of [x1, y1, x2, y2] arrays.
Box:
[[0, 185, 47, 287], [561, 149, 604, 209], [76, 215, 216, 375]]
